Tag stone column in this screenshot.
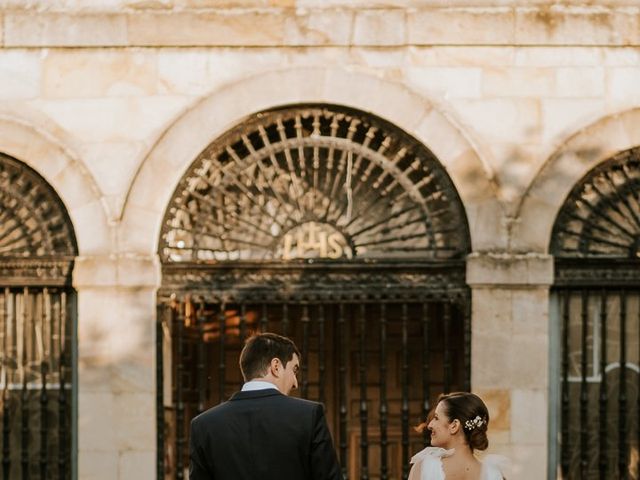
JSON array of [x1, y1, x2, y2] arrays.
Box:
[[466, 253, 554, 480], [73, 254, 160, 480]]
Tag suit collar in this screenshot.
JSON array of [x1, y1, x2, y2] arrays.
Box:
[[230, 389, 283, 401]]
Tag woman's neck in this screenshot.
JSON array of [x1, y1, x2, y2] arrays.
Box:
[[442, 437, 474, 458]]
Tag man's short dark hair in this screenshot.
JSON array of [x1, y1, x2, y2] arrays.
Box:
[[239, 333, 301, 382]]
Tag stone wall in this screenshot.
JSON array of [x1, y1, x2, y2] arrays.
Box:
[[1, 2, 639, 478]]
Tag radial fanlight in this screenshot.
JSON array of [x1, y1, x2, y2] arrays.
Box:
[[551, 147, 640, 259], [160, 105, 470, 263], [0, 153, 77, 258]]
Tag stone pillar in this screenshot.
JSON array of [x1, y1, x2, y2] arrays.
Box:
[[74, 254, 160, 480], [466, 253, 554, 480]]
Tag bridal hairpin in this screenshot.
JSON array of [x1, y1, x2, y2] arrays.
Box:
[[463, 415, 486, 431]]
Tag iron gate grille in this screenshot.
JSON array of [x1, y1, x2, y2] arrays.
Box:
[[555, 285, 640, 480], [0, 287, 74, 480], [156, 104, 472, 480], [1, 153, 77, 480], [551, 148, 640, 479], [157, 290, 469, 480]]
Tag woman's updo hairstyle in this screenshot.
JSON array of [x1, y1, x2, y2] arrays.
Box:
[[438, 392, 490, 451]]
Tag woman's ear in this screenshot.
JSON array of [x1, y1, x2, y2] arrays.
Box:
[[449, 419, 461, 435]]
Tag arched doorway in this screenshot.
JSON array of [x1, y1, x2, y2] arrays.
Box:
[[551, 147, 640, 479], [157, 105, 471, 479], [0, 153, 77, 480]]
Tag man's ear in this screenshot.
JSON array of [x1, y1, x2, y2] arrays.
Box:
[[269, 358, 281, 377]]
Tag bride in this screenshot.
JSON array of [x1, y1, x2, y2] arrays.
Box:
[[408, 392, 508, 480]]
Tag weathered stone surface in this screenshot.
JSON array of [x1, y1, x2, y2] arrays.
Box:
[[511, 389, 547, 444], [127, 11, 286, 46], [119, 451, 155, 480], [353, 9, 406, 46], [5, 13, 128, 47], [405, 66, 483, 98], [483, 67, 554, 97], [555, 66, 605, 97], [0, 50, 40, 99], [43, 50, 158, 98], [78, 451, 119, 480], [407, 8, 516, 45], [466, 253, 554, 286]]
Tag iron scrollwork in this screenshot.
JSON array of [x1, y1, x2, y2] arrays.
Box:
[[159, 105, 470, 264], [551, 147, 640, 260], [0, 153, 77, 286]]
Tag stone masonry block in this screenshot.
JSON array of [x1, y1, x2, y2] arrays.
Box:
[[285, 8, 353, 46], [5, 13, 127, 47], [127, 11, 285, 46], [466, 253, 554, 286], [482, 67, 555, 97], [119, 451, 155, 480], [408, 8, 515, 45], [515, 6, 640, 46], [42, 50, 157, 98], [511, 389, 547, 444], [556, 67, 605, 97], [353, 9, 406, 46], [0, 50, 40, 99]]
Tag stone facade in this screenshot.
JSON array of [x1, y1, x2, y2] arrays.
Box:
[[1, 1, 640, 479]]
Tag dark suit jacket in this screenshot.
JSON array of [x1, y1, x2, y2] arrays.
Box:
[[189, 388, 342, 480]]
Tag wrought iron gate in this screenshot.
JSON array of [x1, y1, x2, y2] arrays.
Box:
[[156, 104, 472, 479], [157, 264, 470, 480], [0, 287, 74, 480], [0, 153, 77, 480], [554, 283, 639, 480], [551, 147, 640, 479]]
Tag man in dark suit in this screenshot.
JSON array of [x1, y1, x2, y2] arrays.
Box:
[[189, 332, 342, 480]]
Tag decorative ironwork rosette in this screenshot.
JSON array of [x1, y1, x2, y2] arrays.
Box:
[[160, 105, 469, 263], [551, 147, 640, 259]]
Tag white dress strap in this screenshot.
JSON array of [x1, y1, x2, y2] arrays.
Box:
[[481, 454, 510, 480], [409, 447, 454, 480]]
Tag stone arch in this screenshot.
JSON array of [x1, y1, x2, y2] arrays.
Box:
[[0, 110, 109, 256], [514, 108, 640, 253], [121, 66, 500, 256]]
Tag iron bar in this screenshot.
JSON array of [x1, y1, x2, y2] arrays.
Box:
[[579, 290, 589, 479], [40, 289, 49, 480], [282, 303, 289, 337], [2, 289, 10, 480], [239, 303, 247, 343], [218, 302, 226, 404], [301, 305, 310, 399], [175, 298, 185, 480], [598, 290, 608, 479], [317, 305, 325, 406], [260, 304, 268, 333], [463, 299, 471, 392], [59, 291, 69, 480], [401, 303, 409, 480], [358, 303, 368, 480], [618, 290, 628, 479], [197, 298, 206, 414], [338, 303, 348, 480], [156, 303, 165, 480], [422, 302, 430, 446], [561, 290, 570, 477], [443, 303, 451, 393], [379, 303, 388, 480], [20, 289, 29, 480]]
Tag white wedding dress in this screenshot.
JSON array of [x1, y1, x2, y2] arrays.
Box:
[[408, 447, 508, 480]]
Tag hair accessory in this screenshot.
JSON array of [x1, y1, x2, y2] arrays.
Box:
[[464, 415, 486, 431]]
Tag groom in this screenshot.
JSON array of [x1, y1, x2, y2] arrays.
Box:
[[189, 332, 342, 480]]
